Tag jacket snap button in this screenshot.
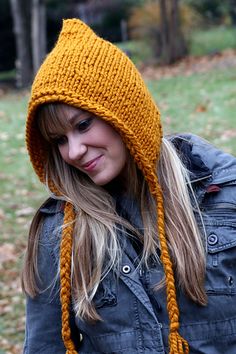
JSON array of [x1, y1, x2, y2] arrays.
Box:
[[122, 265, 131, 274], [228, 276, 233, 286], [208, 233, 218, 246]]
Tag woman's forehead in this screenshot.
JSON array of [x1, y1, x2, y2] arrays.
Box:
[[54, 104, 90, 121], [41, 103, 94, 134]]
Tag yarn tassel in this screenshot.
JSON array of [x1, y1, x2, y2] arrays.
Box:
[[60, 201, 78, 354], [150, 174, 189, 354]]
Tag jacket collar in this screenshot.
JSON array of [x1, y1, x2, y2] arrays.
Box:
[[169, 134, 236, 186], [40, 197, 65, 214]]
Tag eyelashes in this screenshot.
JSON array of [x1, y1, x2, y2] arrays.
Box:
[[76, 117, 94, 132], [53, 136, 67, 146], [51, 117, 94, 146]]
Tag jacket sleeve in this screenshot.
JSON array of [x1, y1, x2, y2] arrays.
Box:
[[23, 208, 68, 353]]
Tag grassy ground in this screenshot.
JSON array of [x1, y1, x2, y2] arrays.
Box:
[[0, 26, 236, 353], [189, 26, 236, 56], [0, 92, 47, 354], [118, 26, 236, 65], [147, 67, 236, 154]]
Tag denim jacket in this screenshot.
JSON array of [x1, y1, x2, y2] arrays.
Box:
[[23, 134, 236, 353]]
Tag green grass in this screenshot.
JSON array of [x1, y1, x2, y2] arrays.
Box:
[[117, 40, 153, 66], [189, 26, 236, 56], [0, 63, 235, 353], [0, 92, 47, 353], [147, 67, 236, 154], [0, 70, 16, 81], [117, 26, 236, 65]]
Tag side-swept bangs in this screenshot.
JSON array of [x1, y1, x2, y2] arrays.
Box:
[[36, 103, 74, 142]]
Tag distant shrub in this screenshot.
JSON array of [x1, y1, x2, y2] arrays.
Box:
[[128, 1, 201, 40], [128, 0, 201, 64], [185, 0, 234, 26]]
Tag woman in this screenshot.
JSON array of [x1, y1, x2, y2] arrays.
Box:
[[22, 19, 236, 353]]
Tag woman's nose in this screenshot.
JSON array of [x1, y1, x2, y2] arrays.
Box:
[[68, 137, 87, 161]]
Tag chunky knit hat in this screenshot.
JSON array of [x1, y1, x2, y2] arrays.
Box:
[[26, 19, 189, 354]]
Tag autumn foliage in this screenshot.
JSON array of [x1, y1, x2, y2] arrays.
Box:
[[128, 0, 201, 64]]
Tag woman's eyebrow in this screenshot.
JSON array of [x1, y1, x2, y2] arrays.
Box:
[[68, 112, 94, 124], [47, 114, 94, 137], [48, 132, 60, 138]]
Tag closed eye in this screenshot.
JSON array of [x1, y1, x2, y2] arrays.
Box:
[[53, 135, 67, 146], [76, 117, 94, 132]]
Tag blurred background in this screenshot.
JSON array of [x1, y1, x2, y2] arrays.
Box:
[[0, 1, 236, 353]]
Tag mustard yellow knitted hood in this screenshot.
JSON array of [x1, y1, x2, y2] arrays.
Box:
[[26, 19, 161, 185], [26, 19, 188, 354]]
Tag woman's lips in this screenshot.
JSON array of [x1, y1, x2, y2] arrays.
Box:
[[82, 155, 103, 172]]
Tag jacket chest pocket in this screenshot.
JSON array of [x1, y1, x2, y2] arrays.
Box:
[[93, 271, 117, 309], [201, 205, 236, 295]]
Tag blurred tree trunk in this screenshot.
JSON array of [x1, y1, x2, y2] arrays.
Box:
[[159, 0, 169, 63], [31, 0, 46, 76], [10, 0, 32, 87], [159, 0, 187, 64], [121, 19, 128, 41], [228, 0, 236, 25], [67, 0, 85, 17]]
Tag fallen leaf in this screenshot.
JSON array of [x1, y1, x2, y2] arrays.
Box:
[[0, 208, 5, 219], [141, 49, 236, 80], [221, 129, 236, 140], [0, 243, 16, 266], [195, 104, 208, 113], [15, 207, 35, 217]]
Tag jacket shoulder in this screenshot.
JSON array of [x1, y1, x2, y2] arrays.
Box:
[[169, 134, 236, 185], [39, 197, 65, 214]]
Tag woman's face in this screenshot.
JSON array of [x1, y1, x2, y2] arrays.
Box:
[[48, 105, 127, 186]]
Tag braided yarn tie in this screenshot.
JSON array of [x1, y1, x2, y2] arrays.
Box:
[[60, 202, 78, 354], [146, 171, 189, 354], [169, 331, 189, 354]]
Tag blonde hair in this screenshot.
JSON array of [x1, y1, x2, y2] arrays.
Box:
[[22, 103, 207, 322]]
